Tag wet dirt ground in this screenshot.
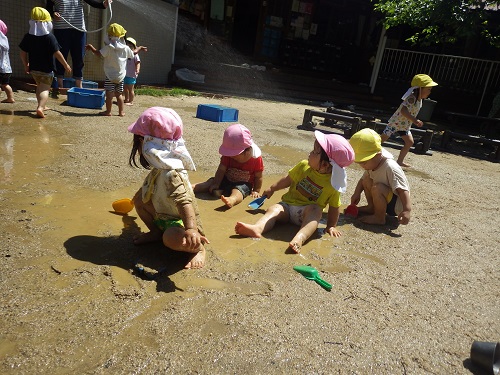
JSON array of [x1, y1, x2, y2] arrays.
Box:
[[0, 91, 499, 374]]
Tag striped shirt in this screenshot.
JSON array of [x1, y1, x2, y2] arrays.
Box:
[[46, 0, 105, 31]]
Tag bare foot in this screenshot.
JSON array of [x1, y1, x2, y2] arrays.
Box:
[[288, 242, 301, 253], [235, 221, 262, 238], [133, 231, 163, 245], [125, 102, 133, 106], [359, 214, 386, 225], [36, 108, 45, 118], [118, 112, 125, 117], [1, 99, 15, 103], [398, 162, 412, 168], [43, 106, 51, 111], [185, 246, 206, 269], [221, 195, 235, 208], [99, 111, 112, 116]]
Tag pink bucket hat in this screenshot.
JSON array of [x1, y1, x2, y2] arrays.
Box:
[[219, 124, 256, 157], [0, 20, 7, 36], [314, 130, 354, 193], [128, 107, 183, 140]]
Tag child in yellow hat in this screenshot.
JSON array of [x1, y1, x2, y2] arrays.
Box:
[[348, 128, 411, 225], [381, 73, 438, 168], [18, 7, 71, 118], [85, 23, 146, 116]]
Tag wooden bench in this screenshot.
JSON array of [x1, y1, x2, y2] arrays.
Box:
[[444, 111, 500, 139], [440, 130, 500, 161], [301, 109, 363, 137]]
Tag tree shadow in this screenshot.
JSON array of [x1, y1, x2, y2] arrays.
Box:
[[63, 215, 190, 293]]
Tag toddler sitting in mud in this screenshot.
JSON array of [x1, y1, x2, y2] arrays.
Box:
[[128, 107, 209, 269], [193, 123, 264, 208], [235, 130, 354, 253]]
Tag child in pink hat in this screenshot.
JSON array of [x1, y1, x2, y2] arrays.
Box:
[[193, 123, 264, 209], [235, 130, 354, 253], [128, 107, 209, 269]]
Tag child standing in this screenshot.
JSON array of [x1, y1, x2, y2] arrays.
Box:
[[128, 107, 209, 269], [19, 7, 71, 118], [123, 37, 141, 106], [0, 20, 14, 103], [193, 123, 264, 208], [381, 74, 438, 167], [235, 130, 354, 253], [349, 128, 411, 225], [85, 23, 134, 117]]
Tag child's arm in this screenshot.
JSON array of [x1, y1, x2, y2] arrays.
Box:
[[177, 202, 209, 250], [401, 105, 423, 127], [262, 175, 292, 199], [325, 205, 341, 237], [209, 163, 227, 192], [350, 175, 365, 205], [135, 61, 141, 76], [54, 51, 72, 73], [19, 51, 29, 74], [85, 44, 102, 58], [251, 171, 263, 197], [133, 46, 148, 54], [396, 188, 411, 225]]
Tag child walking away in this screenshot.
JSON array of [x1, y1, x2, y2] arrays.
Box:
[[0, 20, 14, 103], [85, 23, 134, 116], [381, 74, 438, 168], [349, 128, 411, 226], [128, 107, 209, 269], [193, 123, 264, 208], [124, 37, 141, 106], [19, 7, 71, 118], [235, 130, 354, 253]]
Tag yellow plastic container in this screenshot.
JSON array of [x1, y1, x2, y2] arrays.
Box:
[[112, 198, 134, 214]]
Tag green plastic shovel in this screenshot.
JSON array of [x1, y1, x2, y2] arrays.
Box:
[[293, 265, 332, 291]]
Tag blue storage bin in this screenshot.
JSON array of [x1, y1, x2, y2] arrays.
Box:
[[63, 78, 99, 89], [196, 104, 239, 122], [67, 88, 105, 109]]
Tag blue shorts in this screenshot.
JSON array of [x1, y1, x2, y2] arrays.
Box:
[[124, 76, 136, 85]]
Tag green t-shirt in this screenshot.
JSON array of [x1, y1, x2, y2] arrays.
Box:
[[281, 160, 341, 209]]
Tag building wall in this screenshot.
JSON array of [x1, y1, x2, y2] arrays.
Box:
[[2, 0, 177, 85]]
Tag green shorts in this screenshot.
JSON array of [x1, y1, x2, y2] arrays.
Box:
[[31, 70, 54, 86], [153, 218, 184, 232]]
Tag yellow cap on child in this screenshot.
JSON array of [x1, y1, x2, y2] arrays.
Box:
[[31, 7, 52, 22], [349, 128, 382, 163], [411, 74, 438, 88], [107, 23, 126, 38]]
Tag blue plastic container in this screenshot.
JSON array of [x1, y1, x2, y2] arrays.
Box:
[[196, 104, 239, 122], [63, 78, 98, 89], [67, 88, 105, 109]]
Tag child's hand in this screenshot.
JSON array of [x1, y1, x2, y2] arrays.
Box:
[[250, 191, 260, 198], [53, 12, 62, 20], [262, 187, 274, 198], [85, 44, 94, 51], [350, 193, 360, 206], [139, 46, 148, 52], [324, 226, 342, 238], [182, 229, 209, 251], [64, 64, 72, 73], [398, 211, 411, 225]]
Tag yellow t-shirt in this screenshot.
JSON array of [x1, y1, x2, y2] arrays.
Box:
[[281, 160, 341, 209]]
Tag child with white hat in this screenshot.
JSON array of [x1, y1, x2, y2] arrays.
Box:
[[235, 130, 354, 253]]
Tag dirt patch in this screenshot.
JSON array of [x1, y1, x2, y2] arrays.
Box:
[[0, 91, 498, 374]]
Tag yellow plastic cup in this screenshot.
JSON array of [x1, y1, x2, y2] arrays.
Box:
[[112, 198, 134, 214]]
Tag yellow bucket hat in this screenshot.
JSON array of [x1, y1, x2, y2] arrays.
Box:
[[125, 37, 137, 48], [411, 74, 438, 88], [349, 128, 382, 163], [31, 7, 52, 22], [107, 23, 126, 38]]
